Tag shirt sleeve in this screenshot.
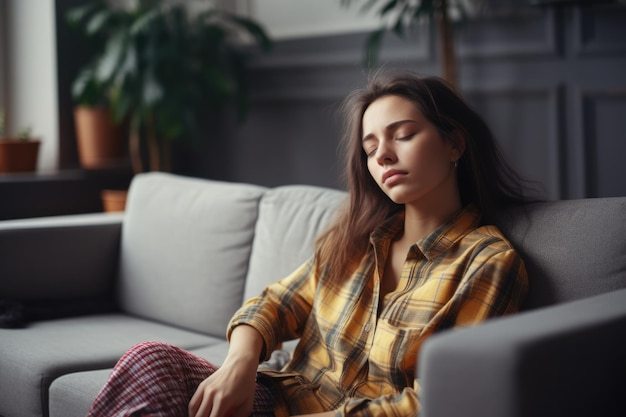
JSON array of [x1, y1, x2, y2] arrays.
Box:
[[339, 382, 421, 417], [227, 257, 320, 361], [443, 246, 528, 328], [337, 245, 528, 417]]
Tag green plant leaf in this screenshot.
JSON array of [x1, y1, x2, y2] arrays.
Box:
[[17, 126, 33, 141], [364, 28, 385, 70], [71, 67, 92, 100], [85, 9, 115, 36], [359, 0, 383, 13], [142, 71, 163, 107], [392, 3, 410, 37], [95, 29, 127, 84], [413, 0, 436, 21], [71, 67, 103, 105], [66, 1, 103, 28], [129, 8, 161, 36], [110, 85, 132, 123], [380, 0, 399, 16], [221, 12, 273, 53]]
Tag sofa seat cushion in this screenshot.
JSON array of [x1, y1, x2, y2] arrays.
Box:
[[49, 369, 111, 417], [118, 173, 267, 337], [0, 313, 222, 417]]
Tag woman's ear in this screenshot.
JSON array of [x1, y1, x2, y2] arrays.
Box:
[[449, 131, 466, 162]]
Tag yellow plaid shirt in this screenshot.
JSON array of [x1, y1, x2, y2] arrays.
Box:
[[228, 205, 528, 417]]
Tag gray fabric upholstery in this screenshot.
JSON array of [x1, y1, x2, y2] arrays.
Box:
[[419, 288, 626, 417], [496, 197, 626, 310], [0, 314, 222, 417], [49, 369, 111, 417], [118, 173, 267, 337], [244, 185, 346, 301], [0, 213, 122, 300]]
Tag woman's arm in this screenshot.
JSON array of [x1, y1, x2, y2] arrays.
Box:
[[227, 259, 320, 360], [188, 325, 264, 417]]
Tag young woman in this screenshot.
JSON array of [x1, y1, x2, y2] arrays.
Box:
[[87, 72, 529, 417]]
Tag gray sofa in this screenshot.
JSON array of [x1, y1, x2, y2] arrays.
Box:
[[0, 172, 624, 417]]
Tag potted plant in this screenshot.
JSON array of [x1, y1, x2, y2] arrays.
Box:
[[67, 3, 127, 170], [67, 0, 271, 212], [70, 79, 127, 170], [67, 0, 272, 174], [0, 110, 41, 173]]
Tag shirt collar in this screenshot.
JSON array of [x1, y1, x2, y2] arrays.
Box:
[[370, 205, 481, 261]]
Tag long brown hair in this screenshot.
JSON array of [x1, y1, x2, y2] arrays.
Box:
[[315, 71, 530, 279]]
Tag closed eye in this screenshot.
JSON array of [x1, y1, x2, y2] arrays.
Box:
[[364, 147, 377, 157], [362, 136, 378, 157], [396, 132, 416, 141]]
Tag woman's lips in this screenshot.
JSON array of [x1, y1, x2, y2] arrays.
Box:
[[382, 169, 407, 185]]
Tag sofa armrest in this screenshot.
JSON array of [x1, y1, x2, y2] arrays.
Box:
[[419, 288, 626, 417], [0, 213, 123, 301]]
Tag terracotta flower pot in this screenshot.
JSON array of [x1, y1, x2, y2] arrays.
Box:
[[101, 189, 128, 212], [0, 139, 40, 173], [74, 106, 125, 169]]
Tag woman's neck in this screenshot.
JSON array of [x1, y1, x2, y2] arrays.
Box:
[[401, 193, 463, 244]]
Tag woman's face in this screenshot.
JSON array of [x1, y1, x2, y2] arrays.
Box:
[[361, 94, 460, 208]]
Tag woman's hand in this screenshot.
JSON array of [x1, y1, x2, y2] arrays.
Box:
[[189, 325, 264, 417], [188, 356, 257, 417]]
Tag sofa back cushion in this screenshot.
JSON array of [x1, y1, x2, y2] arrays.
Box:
[[244, 185, 347, 301], [118, 173, 267, 337], [497, 197, 626, 310]]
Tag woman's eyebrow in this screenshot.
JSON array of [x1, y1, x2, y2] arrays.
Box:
[[362, 119, 418, 142]]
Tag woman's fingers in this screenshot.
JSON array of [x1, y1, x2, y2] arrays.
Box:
[[189, 375, 252, 417], [189, 378, 212, 417]]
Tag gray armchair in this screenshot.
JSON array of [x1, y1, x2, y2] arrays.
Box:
[[419, 197, 626, 417]]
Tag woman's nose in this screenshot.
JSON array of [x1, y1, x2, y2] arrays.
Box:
[[375, 140, 396, 165]]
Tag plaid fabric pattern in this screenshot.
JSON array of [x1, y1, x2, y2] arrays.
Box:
[[229, 205, 528, 417], [87, 341, 275, 417]]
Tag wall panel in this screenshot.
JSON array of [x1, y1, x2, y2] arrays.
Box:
[[465, 87, 564, 200], [222, 2, 626, 199], [580, 91, 626, 198], [574, 4, 626, 55], [458, 8, 558, 58], [229, 97, 345, 189]]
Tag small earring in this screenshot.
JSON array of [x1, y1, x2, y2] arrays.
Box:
[[454, 160, 458, 169]]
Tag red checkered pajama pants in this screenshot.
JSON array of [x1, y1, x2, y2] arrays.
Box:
[[86, 341, 276, 417]]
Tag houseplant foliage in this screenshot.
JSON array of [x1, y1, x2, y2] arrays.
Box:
[[67, 0, 271, 173], [341, 0, 483, 88]]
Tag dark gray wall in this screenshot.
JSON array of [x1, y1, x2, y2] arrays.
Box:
[[10, 0, 621, 221], [202, 1, 626, 200]]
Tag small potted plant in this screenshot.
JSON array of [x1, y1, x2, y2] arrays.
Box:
[[0, 110, 41, 173]]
